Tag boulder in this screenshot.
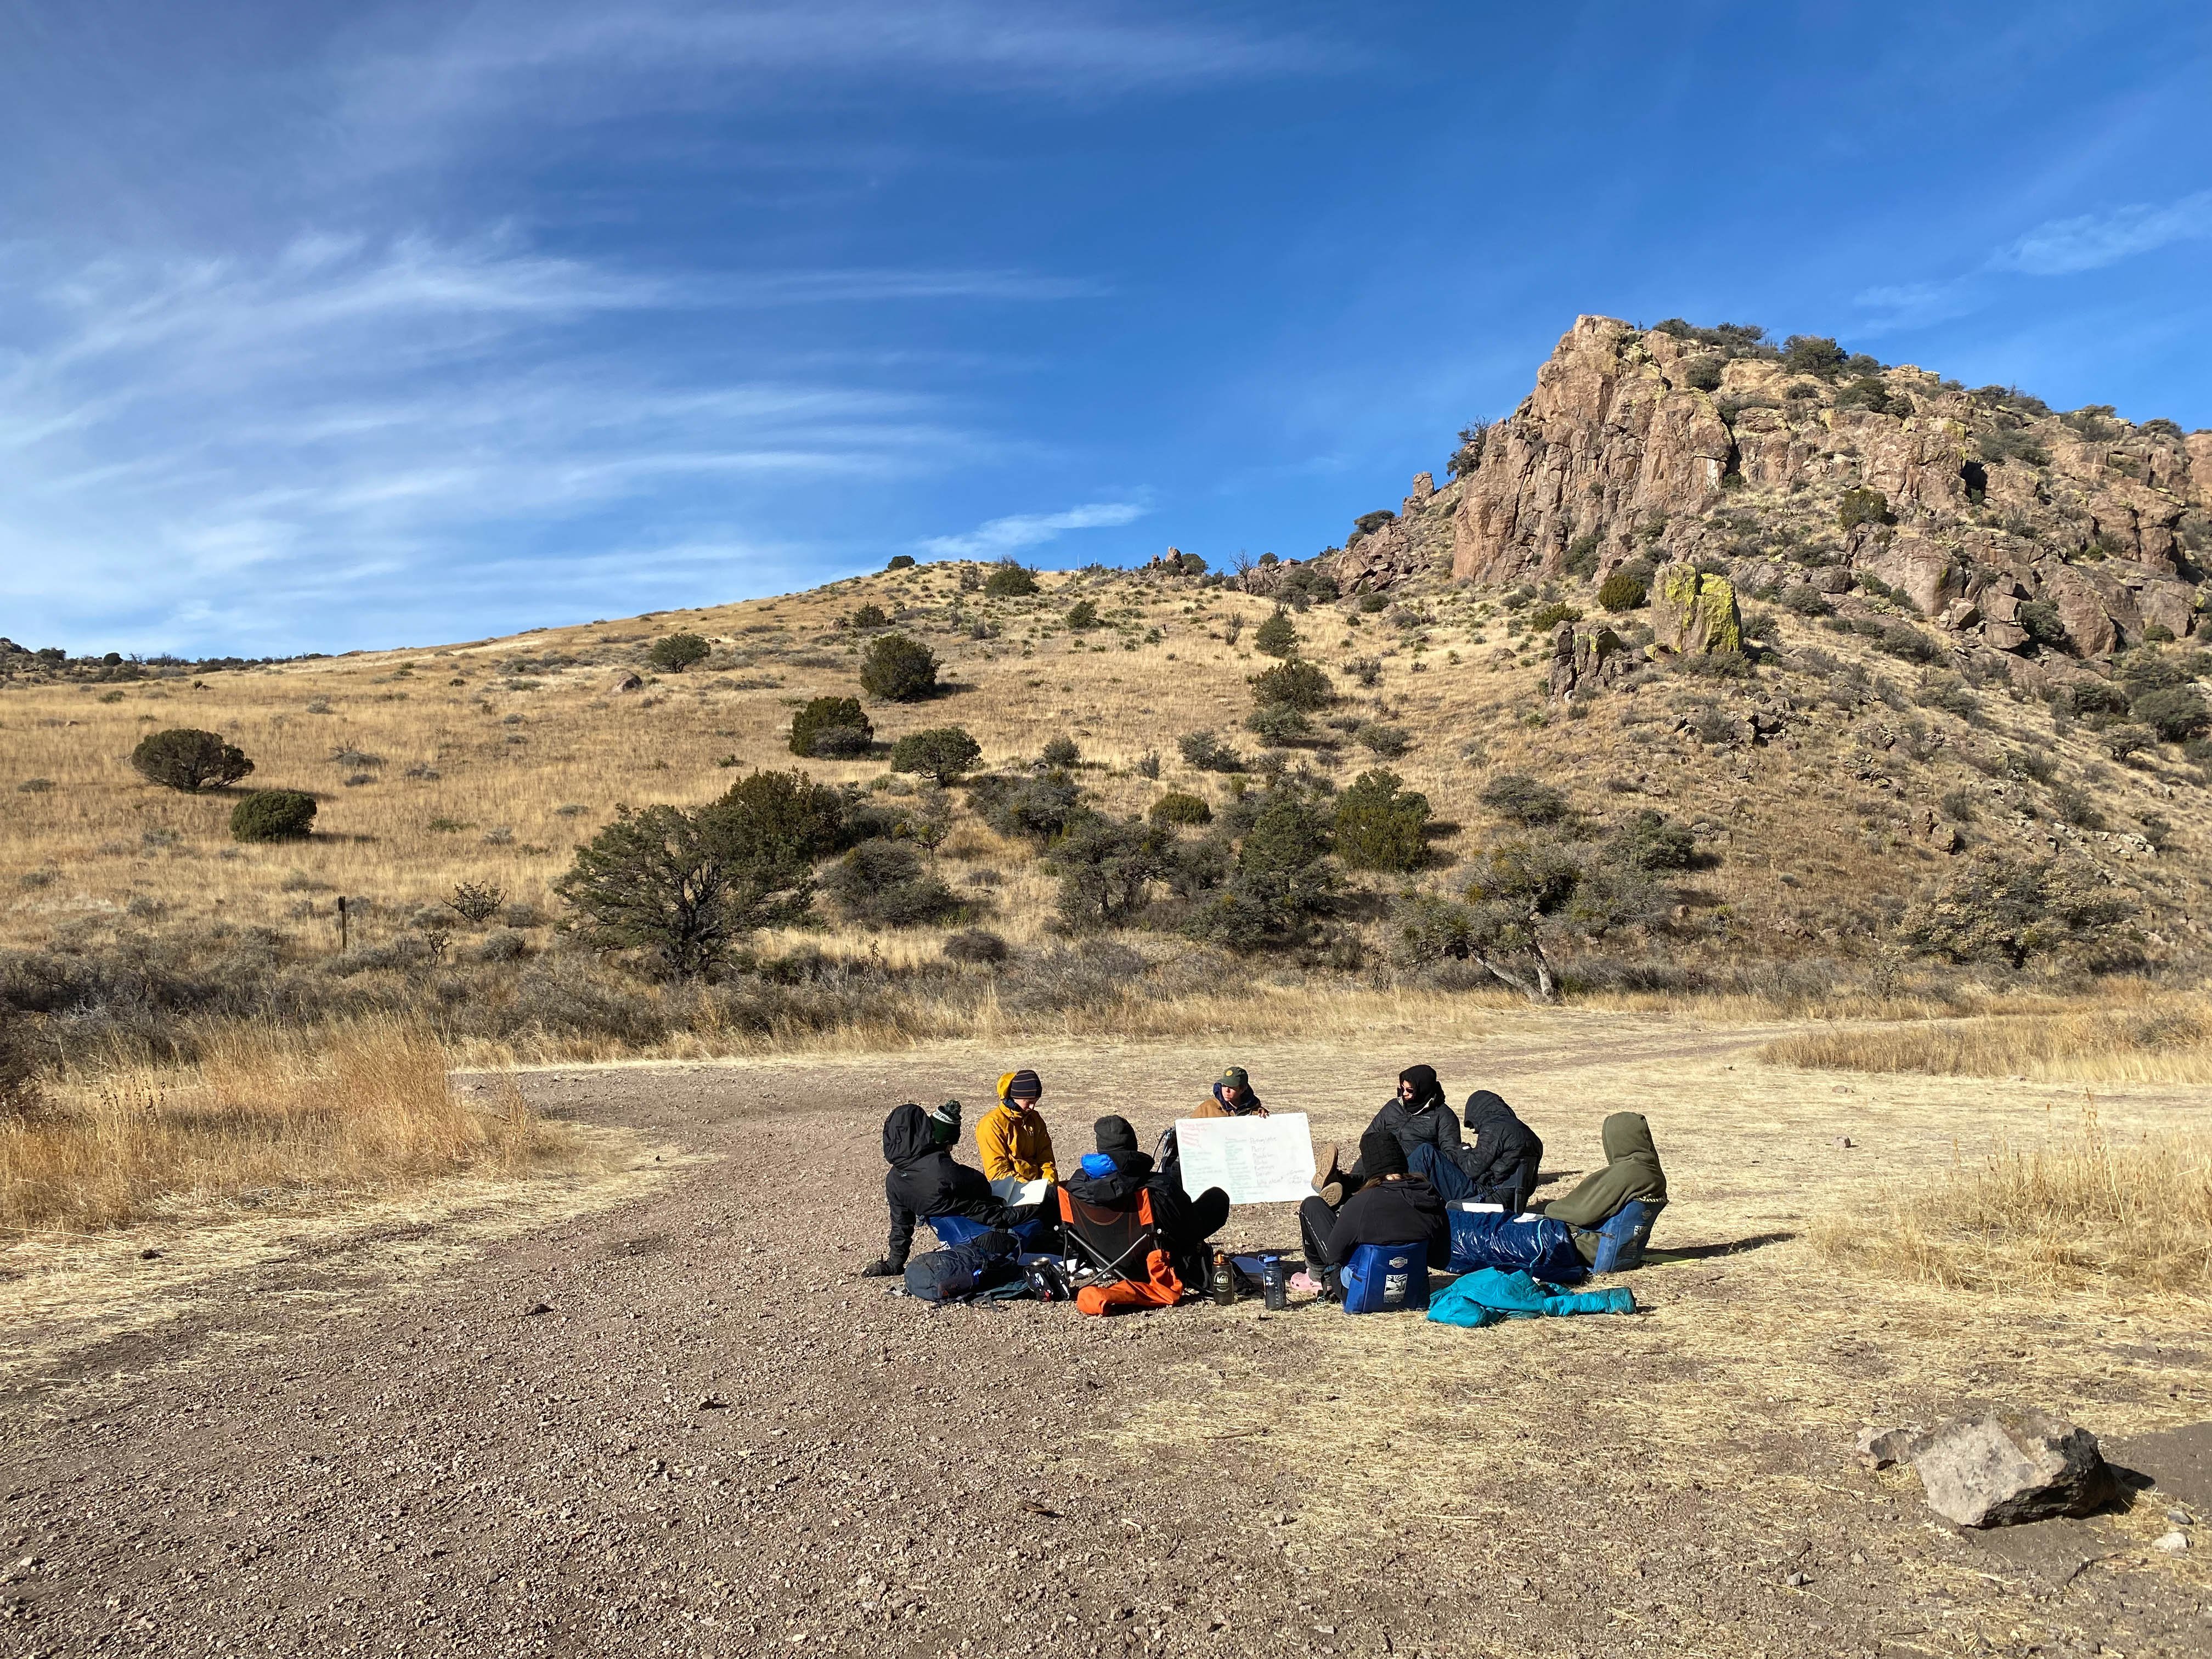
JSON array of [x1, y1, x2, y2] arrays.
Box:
[[1910, 1410, 2115, 1528], [1547, 623, 1644, 698], [606, 670, 644, 693], [1652, 562, 1742, 655]]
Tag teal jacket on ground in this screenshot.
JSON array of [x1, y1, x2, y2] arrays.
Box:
[[1425, 1267, 1635, 1328]]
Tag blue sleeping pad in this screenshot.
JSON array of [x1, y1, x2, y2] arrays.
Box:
[[1587, 1198, 1664, 1272], [1339, 1242, 1432, 1314], [929, 1211, 1059, 1253], [1446, 1210, 1587, 1284]]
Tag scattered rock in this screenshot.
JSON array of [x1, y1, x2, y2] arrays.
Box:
[[1910, 1409, 2115, 1528], [138, 1248, 163, 1260], [1546, 622, 1645, 698], [523, 1301, 553, 1317], [2152, 1530, 2190, 1553], [697, 1395, 727, 1410], [1784, 1571, 1811, 1588], [1832, 1136, 1854, 1149], [1856, 1424, 1925, 1469]]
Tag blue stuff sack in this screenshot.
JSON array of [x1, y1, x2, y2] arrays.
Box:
[[1587, 1199, 1664, 1273], [904, 1231, 1021, 1303], [1446, 1210, 1587, 1284], [1339, 1242, 1431, 1314]]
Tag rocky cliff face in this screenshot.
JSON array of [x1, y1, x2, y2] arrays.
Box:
[[1332, 315, 2212, 677]]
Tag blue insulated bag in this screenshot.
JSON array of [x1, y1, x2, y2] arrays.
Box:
[[928, 1211, 1060, 1254], [1339, 1242, 1431, 1314], [1445, 1210, 1588, 1284], [1587, 1199, 1664, 1272]]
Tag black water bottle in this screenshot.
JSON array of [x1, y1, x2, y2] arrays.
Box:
[[1209, 1249, 1235, 1307], [1262, 1254, 1286, 1311]]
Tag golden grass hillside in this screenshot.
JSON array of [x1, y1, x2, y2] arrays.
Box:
[[6, 558, 2208, 988]]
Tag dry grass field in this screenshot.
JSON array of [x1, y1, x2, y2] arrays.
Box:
[[5, 558, 2207, 977]]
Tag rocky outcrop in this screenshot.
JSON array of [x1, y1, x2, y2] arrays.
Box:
[[1434, 316, 2210, 667], [1652, 563, 1742, 654], [1545, 623, 1645, 698]]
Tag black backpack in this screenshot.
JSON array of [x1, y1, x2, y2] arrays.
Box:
[[902, 1231, 1022, 1303]]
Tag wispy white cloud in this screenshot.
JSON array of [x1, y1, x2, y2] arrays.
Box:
[[0, 234, 1060, 653], [1989, 190, 2212, 276], [919, 500, 1147, 558], [1854, 185, 2212, 335]]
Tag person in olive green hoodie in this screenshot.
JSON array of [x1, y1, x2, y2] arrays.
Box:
[[1540, 1111, 1666, 1264]]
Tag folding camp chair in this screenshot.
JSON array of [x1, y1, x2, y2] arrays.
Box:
[[1055, 1185, 1163, 1285]]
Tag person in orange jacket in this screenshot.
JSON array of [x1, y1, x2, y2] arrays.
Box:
[[976, 1068, 1057, 1199]]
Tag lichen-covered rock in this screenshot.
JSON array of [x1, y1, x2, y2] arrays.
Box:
[[1652, 563, 1741, 654]]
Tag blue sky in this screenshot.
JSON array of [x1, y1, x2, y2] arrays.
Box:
[[4, 1, 2209, 657]]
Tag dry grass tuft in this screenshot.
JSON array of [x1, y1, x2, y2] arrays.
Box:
[[1813, 1105, 2212, 1295], [1, 1017, 561, 1234], [1759, 1001, 2212, 1084]]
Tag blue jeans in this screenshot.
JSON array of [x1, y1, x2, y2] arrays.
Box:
[[1408, 1142, 1476, 1204]]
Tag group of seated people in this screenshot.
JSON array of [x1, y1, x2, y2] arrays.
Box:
[[860, 1062, 1668, 1301]]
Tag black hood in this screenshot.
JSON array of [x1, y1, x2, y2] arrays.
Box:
[[1063, 1146, 1154, 1206], [882, 1103, 937, 1168], [1094, 1115, 1141, 1155], [1463, 1089, 1517, 1134], [1397, 1064, 1445, 1115]]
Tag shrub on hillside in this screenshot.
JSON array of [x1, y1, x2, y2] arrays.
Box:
[[1063, 598, 1101, 632], [131, 729, 253, 792], [1356, 723, 1410, 759], [885, 554, 917, 571], [1528, 601, 1582, 632], [1898, 853, 2135, 969], [1837, 487, 1894, 532], [1480, 773, 1571, 826], [969, 771, 1083, 844], [646, 632, 712, 672], [789, 695, 874, 758], [984, 563, 1039, 598], [821, 840, 963, 927], [1448, 421, 1490, 479], [1178, 729, 1245, 772], [1681, 356, 1724, 392], [1187, 787, 1338, 949], [1246, 703, 1314, 746], [846, 602, 889, 630], [1249, 659, 1334, 711], [1149, 791, 1212, 827], [2130, 686, 2210, 743], [229, 789, 316, 843], [447, 881, 505, 925], [1333, 769, 1431, 872], [1351, 510, 1397, 539], [859, 633, 939, 701], [1254, 608, 1300, 659], [1782, 335, 1848, 379], [1877, 624, 1943, 665], [1040, 735, 1080, 769], [2016, 599, 2069, 650], [1607, 809, 1699, 871], [701, 769, 849, 864], [944, 928, 1008, 965], [1597, 571, 1647, 612], [1344, 656, 1383, 687], [1047, 814, 1170, 929], [890, 726, 983, 784]]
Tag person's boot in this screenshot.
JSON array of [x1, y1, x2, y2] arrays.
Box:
[[1312, 1143, 1346, 1209]]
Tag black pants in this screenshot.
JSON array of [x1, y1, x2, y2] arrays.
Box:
[[1187, 1186, 1231, 1241], [1298, 1195, 1339, 1269]]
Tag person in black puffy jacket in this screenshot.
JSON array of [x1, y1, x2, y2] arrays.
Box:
[[1457, 1089, 1544, 1213], [1299, 1130, 1449, 1300], [862, 1102, 1037, 1276], [1358, 1064, 1463, 1173]]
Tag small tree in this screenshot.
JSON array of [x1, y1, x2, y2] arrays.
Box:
[[846, 602, 889, 630], [984, 563, 1039, 598], [1837, 487, 1894, 532], [699, 769, 847, 866], [1047, 813, 1170, 929], [1253, 608, 1300, 659], [885, 554, 917, 571], [1897, 853, 2134, 969], [891, 726, 983, 785], [447, 881, 505, 924], [1333, 769, 1431, 872], [1245, 703, 1313, 746], [859, 633, 939, 701], [821, 839, 962, 926], [1040, 734, 1080, 769], [230, 789, 315, 842], [1249, 660, 1334, 711], [131, 728, 253, 792], [646, 632, 712, 672], [1781, 335, 1847, 379], [1064, 599, 1101, 631], [1177, 729, 1245, 772], [555, 797, 816, 979], [1455, 834, 1666, 1001], [1189, 787, 1338, 949], [1447, 420, 1490, 480], [789, 695, 874, 757], [1607, 809, 1699, 871]]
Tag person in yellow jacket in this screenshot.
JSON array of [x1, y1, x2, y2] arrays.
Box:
[[977, 1069, 1057, 1199]]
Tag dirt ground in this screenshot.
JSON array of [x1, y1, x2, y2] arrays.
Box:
[[3, 1013, 2209, 1658]]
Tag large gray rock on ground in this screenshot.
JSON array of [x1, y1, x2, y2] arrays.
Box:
[[1911, 1410, 2115, 1528]]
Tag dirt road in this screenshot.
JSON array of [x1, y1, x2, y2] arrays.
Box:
[[4, 1019, 2209, 1657]]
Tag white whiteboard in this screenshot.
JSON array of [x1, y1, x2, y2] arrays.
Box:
[[1173, 1113, 1316, 1206]]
